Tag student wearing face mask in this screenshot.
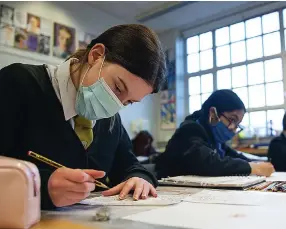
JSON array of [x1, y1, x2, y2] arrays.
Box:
[[0, 24, 166, 209], [155, 90, 274, 178]]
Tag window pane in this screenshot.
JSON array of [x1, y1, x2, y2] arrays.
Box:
[[240, 112, 250, 138], [201, 73, 213, 93], [188, 76, 201, 95], [216, 45, 230, 67], [233, 87, 248, 108], [249, 111, 267, 137], [241, 112, 249, 127], [262, 12, 279, 34], [263, 32, 281, 56], [187, 36, 199, 54], [200, 49, 213, 70], [246, 17, 262, 38], [231, 41, 246, 64], [267, 109, 285, 133], [285, 29, 286, 50], [246, 36, 263, 60], [284, 9, 286, 28], [200, 32, 212, 51], [215, 26, 229, 46], [201, 93, 211, 104], [230, 22, 245, 42], [266, 82, 284, 106], [264, 58, 283, 83], [232, 65, 247, 88], [187, 53, 200, 73], [249, 85, 265, 108], [189, 95, 201, 114], [217, 68, 231, 89], [247, 62, 264, 85]]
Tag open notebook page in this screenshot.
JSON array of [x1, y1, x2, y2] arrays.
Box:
[[79, 194, 189, 206]]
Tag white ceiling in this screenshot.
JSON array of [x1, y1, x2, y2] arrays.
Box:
[[85, 1, 274, 34], [87, 1, 172, 23]]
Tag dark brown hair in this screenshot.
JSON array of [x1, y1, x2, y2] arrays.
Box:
[[68, 24, 167, 93]]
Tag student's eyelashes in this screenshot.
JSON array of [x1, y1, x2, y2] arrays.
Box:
[[115, 85, 121, 94]]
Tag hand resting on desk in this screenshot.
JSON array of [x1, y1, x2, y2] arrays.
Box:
[[249, 162, 275, 177], [48, 168, 105, 207], [102, 177, 157, 200]]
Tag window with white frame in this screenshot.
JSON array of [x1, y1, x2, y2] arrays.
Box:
[[186, 10, 286, 137]]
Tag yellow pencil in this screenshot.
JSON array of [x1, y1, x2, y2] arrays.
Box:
[[28, 151, 109, 189]]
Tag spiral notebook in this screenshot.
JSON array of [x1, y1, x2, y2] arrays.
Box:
[[159, 175, 266, 189]]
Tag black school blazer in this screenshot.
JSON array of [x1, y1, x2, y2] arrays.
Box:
[[268, 133, 286, 172], [0, 63, 157, 209], [155, 115, 252, 179]]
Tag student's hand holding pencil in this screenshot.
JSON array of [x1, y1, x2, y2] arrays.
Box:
[[48, 168, 105, 207]]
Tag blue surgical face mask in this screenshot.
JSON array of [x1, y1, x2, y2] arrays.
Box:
[[210, 108, 235, 143], [75, 56, 124, 120], [211, 121, 235, 144]]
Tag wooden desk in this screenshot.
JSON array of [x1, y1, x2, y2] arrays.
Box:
[[33, 172, 286, 229], [34, 187, 200, 229], [235, 147, 268, 156]]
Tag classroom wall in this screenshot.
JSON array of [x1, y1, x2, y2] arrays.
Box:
[[155, 29, 180, 143], [0, 1, 158, 140], [0, 1, 126, 66]]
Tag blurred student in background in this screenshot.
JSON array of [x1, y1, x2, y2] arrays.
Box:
[[156, 90, 274, 178], [132, 131, 157, 157], [268, 112, 286, 171]]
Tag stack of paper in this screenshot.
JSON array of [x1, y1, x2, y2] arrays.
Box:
[[160, 175, 265, 188]]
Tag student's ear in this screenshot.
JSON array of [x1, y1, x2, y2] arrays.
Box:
[[209, 107, 219, 125], [88, 43, 105, 65]]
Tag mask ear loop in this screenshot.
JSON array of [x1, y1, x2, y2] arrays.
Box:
[[209, 107, 220, 125], [79, 55, 106, 87], [79, 65, 91, 87], [97, 55, 106, 81], [76, 62, 92, 108]]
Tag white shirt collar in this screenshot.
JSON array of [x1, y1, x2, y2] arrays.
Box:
[[55, 58, 78, 121]]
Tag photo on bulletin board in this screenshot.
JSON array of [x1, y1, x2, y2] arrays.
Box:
[[0, 4, 14, 25], [0, 23, 15, 46], [162, 49, 176, 91], [78, 31, 95, 49], [53, 22, 75, 59], [14, 27, 28, 50], [160, 90, 169, 104], [26, 13, 41, 35], [37, 34, 50, 55], [40, 18, 52, 36], [14, 9, 27, 29], [167, 60, 176, 90], [26, 33, 38, 52], [160, 90, 176, 130]]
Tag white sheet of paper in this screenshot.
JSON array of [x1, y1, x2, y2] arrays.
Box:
[[79, 194, 188, 206], [184, 189, 286, 206], [123, 202, 285, 229], [266, 172, 286, 181]]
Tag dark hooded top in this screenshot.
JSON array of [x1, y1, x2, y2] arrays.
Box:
[[155, 90, 252, 178]]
